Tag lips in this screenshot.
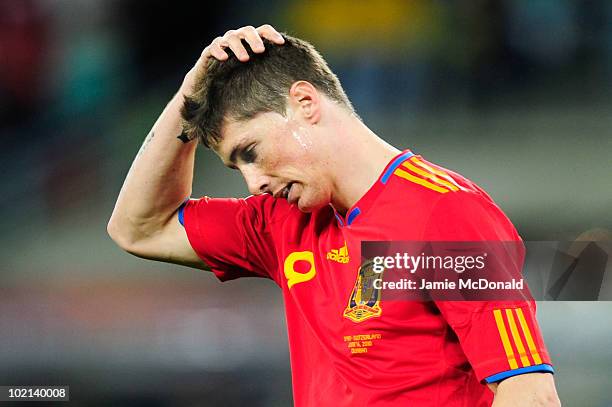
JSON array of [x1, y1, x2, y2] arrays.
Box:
[[284, 182, 295, 199], [287, 183, 299, 205], [274, 182, 295, 200]]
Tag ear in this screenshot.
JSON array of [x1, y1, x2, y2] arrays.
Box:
[[288, 81, 321, 124]]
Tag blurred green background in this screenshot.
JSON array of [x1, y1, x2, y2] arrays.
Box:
[[0, 0, 611, 406]]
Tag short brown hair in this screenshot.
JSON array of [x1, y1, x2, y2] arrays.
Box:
[[181, 32, 355, 148]]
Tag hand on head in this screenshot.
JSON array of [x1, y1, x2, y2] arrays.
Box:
[[183, 24, 285, 93]]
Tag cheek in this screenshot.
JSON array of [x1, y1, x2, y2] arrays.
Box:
[[283, 123, 319, 162], [266, 143, 314, 175], [264, 123, 321, 176]]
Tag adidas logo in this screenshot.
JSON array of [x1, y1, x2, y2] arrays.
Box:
[[327, 243, 350, 264]]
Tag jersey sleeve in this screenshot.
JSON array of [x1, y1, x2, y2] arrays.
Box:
[[178, 194, 289, 284], [424, 191, 554, 383]]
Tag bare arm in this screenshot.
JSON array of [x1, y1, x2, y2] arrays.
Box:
[[107, 84, 203, 267], [488, 373, 561, 407], [107, 24, 285, 268]]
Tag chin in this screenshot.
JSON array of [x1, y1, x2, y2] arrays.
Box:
[[296, 195, 329, 213]]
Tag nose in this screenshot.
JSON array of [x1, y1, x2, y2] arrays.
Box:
[[241, 166, 270, 195]]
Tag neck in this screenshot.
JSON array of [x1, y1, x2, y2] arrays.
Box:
[[328, 113, 401, 216]]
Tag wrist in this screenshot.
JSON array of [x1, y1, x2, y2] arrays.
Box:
[[173, 83, 196, 144], [178, 81, 193, 99], [180, 67, 199, 97]]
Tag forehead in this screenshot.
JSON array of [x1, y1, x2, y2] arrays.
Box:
[[215, 112, 284, 159], [215, 118, 250, 156]]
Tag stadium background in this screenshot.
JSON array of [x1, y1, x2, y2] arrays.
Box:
[[1, 0, 611, 405]]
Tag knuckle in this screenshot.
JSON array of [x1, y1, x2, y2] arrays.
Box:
[[226, 32, 240, 42]]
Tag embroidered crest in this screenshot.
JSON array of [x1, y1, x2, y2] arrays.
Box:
[[343, 259, 383, 323]]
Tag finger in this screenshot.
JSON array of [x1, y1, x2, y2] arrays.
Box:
[[224, 32, 249, 61], [208, 38, 229, 61], [256, 24, 285, 44], [240, 25, 265, 53]]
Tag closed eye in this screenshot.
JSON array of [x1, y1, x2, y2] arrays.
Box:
[[240, 143, 257, 164], [228, 140, 257, 168]]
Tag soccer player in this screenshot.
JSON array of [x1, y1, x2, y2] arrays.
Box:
[[108, 25, 561, 406]]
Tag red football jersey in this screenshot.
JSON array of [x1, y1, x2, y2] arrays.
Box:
[[180, 150, 553, 406]]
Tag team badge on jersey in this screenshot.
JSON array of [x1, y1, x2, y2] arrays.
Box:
[[343, 259, 383, 323]]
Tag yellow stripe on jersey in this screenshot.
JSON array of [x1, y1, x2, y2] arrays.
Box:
[[410, 157, 462, 190], [400, 161, 459, 192], [493, 309, 519, 369], [393, 168, 449, 193], [515, 308, 543, 365], [505, 309, 531, 367]]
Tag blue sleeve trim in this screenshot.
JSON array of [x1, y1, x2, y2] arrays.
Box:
[[177, 199, 189, 227], [485, 364, 554, 383]]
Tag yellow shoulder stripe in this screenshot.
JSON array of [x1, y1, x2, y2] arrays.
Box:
[[392, 156, 463, 194], [410, 157, 463, 190], [393, 168, 449, 193], [401, 161, 459, 192]]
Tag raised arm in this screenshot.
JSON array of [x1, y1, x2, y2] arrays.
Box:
[[107, 25, 285, 269]]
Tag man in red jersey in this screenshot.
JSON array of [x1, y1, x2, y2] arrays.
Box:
[[108, 25, 560, 406]]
